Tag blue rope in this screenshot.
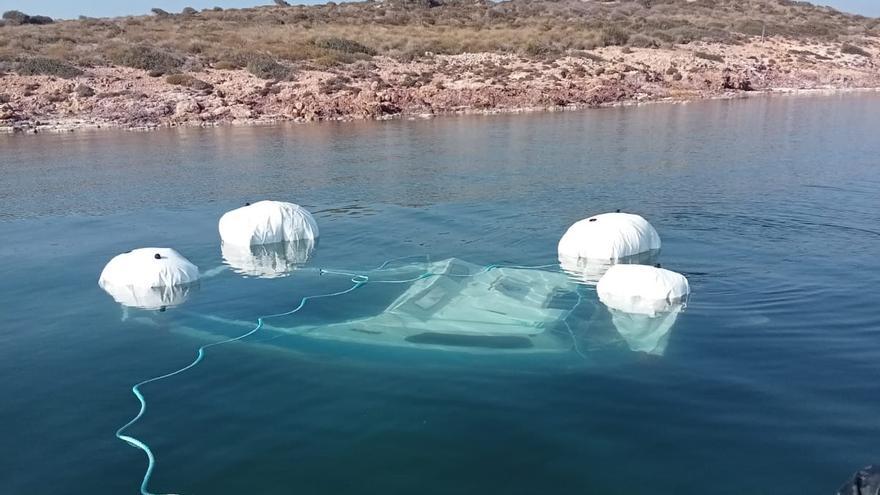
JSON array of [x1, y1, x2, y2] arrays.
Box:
[[116, 259, 572, 494], [115, 274, 369, 495]]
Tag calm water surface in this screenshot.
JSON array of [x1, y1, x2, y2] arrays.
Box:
[[2, 95, 879, 494]]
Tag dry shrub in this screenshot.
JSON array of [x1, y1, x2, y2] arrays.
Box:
[[16, 57, 82, 78], [314, 37, 376, 55], [629, 34, 660, 48], [600, 25, 630, 47], [2, 10, 54, 26], [75, 84, 95, 97], [165, 73, 213, 90], [0, 0, 875, 69], [239, 53, 291, 80], [694, 50, 724, 63], [110, 45, 184, 75], [841, 43, 871, 57], [522, 39, 555, 58]]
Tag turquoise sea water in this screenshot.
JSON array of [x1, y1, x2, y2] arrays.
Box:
[[2, 94, 880, 494]]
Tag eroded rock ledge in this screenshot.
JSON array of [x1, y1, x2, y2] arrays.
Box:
[[1, 38, 878, 133]]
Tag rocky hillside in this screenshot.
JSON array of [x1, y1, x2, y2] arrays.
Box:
[[0, 0, 877, 131]]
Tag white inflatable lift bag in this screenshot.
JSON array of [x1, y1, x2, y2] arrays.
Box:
[[558, 212, 661, 262], [219, 201, 319, 246], [98, 248, 200, 309], [597, 264, 689, 356], [597, 264, 689, 317]]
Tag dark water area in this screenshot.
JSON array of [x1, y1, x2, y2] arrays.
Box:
[[1, 94, 879, 495]]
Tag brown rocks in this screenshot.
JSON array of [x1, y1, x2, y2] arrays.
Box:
[[230, 107, 254, 120], [1, 38, 879, 133], [75, 85, 96, 98], [174, 99, 202, 116], [721, 71, 754, 91], [0, 103, 16, 120]]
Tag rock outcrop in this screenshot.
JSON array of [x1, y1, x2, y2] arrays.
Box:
[[1, 37, 878, 133]]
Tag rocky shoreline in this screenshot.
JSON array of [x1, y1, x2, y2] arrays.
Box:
[[2, 37, 878, 134]]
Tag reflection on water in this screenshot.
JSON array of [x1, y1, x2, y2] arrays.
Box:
[[221, 239, 316, 279], [559, 249, 660, 285], [99, 281, 199, 311]]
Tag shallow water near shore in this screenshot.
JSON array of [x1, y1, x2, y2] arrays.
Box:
[[2, 94, 880, 494]]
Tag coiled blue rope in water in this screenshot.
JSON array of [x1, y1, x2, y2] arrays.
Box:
[[115, 272, 370, 495], [116, 259, 579, 494]]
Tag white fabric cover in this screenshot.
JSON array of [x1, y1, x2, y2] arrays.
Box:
[[98, 248, 200, 309], [219, 201, 318, 246], [221, 240, 315, 279], [558, 212, 661, 263], [597, 264, 689, 316]]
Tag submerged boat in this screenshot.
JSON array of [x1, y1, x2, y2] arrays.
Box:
[[162, 257, 684, 358], [186, 258, 588, 354], [280, 258, 585, 353]]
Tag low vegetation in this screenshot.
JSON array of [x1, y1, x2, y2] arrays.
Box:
[[2, 10, 54, 26], [0, 0, 876, 78], [165, 73, 213, 90], [841, 43, 872, 57], [694, 51, 725, 63], [109, 45, 184, 76], [243, 53, 292, 80], [15, 57, 83, 78]]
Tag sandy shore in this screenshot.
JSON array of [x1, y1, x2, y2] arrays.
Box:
[[1, 37, 878, 134]]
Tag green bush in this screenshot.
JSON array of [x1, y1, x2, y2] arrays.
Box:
[[28, 15, 53, 25], [2, 10, 54, 25], [213, 60, 238, 70], [166, 73, 213, 90], [694, 50, 724, 62], [2, 10, 28, 25], [16, 57, 83, 78], [244, 54, 291, 80], [111, 45, 184, 75], [75, 84, 95, 97], [600, 25, 630, 46], [841, 43, 871, 57], [313, 37, 376, 56], [572, 50, 607, 63], [629, 34, 659, 48]]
